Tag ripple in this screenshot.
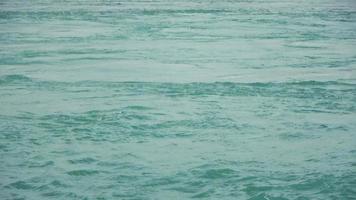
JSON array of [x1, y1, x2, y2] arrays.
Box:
[[0, 74, 32, 84], [1, 0, 355, 199], [7, 181, 35, 190], [68, 157, 97, 164], [66, 169, 100, 176]]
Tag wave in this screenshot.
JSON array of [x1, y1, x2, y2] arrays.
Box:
[[0, 74, 33, 84], [1, 74, 354, 86]]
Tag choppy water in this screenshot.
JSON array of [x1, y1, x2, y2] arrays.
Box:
[[1, 0, 356, 199]]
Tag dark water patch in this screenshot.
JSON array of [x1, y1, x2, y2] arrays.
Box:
[[68, 157, 97, 164], [0, 123, 32, 141], [278, 131, 316, 141], [49, 180, 70, 188], [7, 181, 35, 190], [67, 169, 100, 176], [112, 192, 141, 199], [2, 78, 354, 108], [41, 191, 64, 197], [0, 74, 33, 84], [39, 110, 122, 126], [39, 114, 85, 126], [123, 114, 151, 121], [64, 192, 90, 199], [124, 105, 153, 111], [7, 78, 356, 96], [138, 8, 231, 16], [290, 58, 356, 68], [111, 174, 140, 183], [0, 10, 99, 21], [0, 8, 231, 24], [285, 44, 324, 49], [294, 108, 346, 114], [305, 158, 320, 163], [70, 127, 92, 134], [193, 168, 238, 179]]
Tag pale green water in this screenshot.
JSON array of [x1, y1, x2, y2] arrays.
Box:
[[1, 0, 356, 199]]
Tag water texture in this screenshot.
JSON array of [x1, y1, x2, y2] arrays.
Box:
[[1, 0, 356, 199]]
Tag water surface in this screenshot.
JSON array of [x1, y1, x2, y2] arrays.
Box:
[[1, 0, 356, 199]]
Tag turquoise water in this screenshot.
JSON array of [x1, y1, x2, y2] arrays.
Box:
[[1, 0, 356, 199]]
